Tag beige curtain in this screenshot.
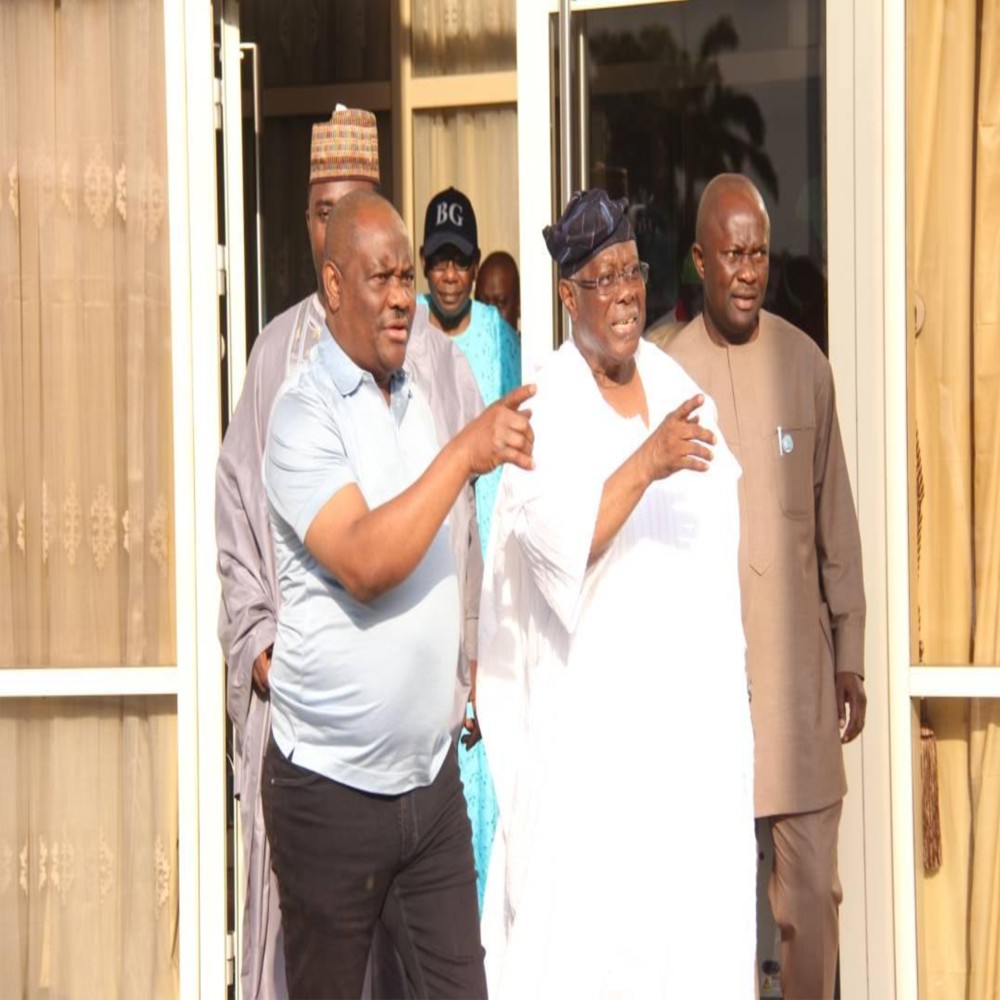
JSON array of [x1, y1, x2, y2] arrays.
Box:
[[0, 0, 175, 668], [968, 2, 1000, 996], [910, 0, 975, 668], [910, 2, 975, 995], [911, 1, 1000, 996], [411, 0, 516, 76], [0, 0, 178, 994], [0, 699, 178, 998], [412, 107, 519, 293]]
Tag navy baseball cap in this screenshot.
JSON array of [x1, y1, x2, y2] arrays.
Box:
[[422, 187, 478, 258]]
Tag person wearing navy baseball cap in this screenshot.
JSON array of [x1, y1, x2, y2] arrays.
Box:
[[423, 187, 478, 257], [417, 185, 522, 912], [420, 187, 481, 331]]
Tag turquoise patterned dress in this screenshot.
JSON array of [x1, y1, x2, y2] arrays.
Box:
[[419, 296, 521, 909]]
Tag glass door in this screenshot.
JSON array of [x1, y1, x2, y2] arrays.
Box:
[[515, 2, 881, 996], [517, 0, 828, 369]]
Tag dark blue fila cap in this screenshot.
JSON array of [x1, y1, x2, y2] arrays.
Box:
[[422, 187, 478, 258], [543, 188, 634, 278]]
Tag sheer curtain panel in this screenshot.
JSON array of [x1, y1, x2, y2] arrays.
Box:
[[909, 0, 1000, 995], [0, 0, 178, 995], [0, 698, 179, 997], [0, 0, 175, 669], [411, 0, 516, 76]]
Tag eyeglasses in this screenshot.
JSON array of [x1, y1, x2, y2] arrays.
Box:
[[427, 254, 476, 275], [568, 261, 649, 294]]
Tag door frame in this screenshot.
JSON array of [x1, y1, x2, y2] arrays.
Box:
[[163, 1, 228, 993], [164, 0, 226, 996]]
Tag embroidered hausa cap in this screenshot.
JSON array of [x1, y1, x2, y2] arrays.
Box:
[[543, 188, 635, 278], [422, 187, 478, 258], [309, 106, 380, 186]]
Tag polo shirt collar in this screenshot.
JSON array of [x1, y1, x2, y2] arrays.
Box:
[[317, 326, 410, 399]]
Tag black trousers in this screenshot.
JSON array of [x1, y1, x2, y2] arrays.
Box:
[[263, 737, 486, 1000]]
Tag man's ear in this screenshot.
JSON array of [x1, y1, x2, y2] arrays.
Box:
[[557, 278, 578, 320], [322, 259, 342, 313], [419, 249, 427, 275], [691, 243, 706, 282]]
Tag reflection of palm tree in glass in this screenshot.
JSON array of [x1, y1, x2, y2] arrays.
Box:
[[589, 17, 778, 317]]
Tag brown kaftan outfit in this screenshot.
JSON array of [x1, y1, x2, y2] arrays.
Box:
[[667, 311, 865, 1000]]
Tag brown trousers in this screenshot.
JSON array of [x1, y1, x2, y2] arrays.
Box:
[[762, 800, 843, 1000]]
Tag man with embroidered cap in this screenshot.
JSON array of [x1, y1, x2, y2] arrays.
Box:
[[477, 189, 756, 997], [216, 108, 484, 999], [665, 173, 866, 1000], [261, 189, 535, 998]]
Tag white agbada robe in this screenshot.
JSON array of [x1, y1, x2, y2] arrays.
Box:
[[478, 338, 756, 998]]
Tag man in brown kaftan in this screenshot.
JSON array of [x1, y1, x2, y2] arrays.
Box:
[[665, 174, 867, 1000]]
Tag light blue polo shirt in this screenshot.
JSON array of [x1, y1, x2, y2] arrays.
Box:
[[264, 332, 460, 795]]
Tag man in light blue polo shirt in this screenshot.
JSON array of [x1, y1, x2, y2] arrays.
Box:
[[261, 189, 534, 1000]]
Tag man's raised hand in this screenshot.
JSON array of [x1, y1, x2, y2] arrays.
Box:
[[644, 393, 716, 481], [461, 383, 536, 476]]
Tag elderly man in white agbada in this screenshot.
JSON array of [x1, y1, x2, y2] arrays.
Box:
[[477, 189, 757, 998]]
